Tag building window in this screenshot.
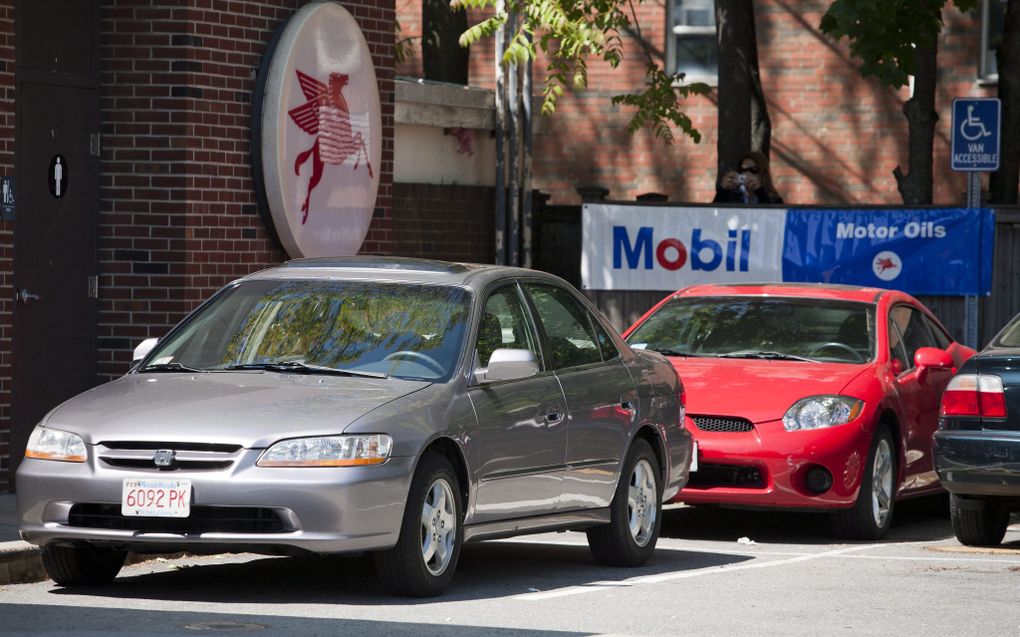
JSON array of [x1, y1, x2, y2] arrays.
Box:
[[980, 0, 1008, 81], [668, 0, 717, 81]]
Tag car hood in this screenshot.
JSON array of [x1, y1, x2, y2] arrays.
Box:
[[42, 372, 431, 448], [669, 357, 870, 424]]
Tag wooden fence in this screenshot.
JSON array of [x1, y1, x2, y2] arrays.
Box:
[[534, 203, 1020, 348]]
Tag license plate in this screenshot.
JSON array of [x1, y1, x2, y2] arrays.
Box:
[[689, 441, 698, 472], [122, 479, 192, 518]]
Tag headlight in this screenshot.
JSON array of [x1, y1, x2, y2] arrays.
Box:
[[257, 434, 393, 467], [24, 426, 87, 463], [783, 396, 864, 432]]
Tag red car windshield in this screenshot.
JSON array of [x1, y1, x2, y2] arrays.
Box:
[[627, 296, 876, 363]]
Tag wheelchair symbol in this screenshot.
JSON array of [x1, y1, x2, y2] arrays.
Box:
[[960, 104, 992, 141]]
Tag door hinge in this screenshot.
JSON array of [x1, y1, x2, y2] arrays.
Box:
[[90, 132, 101, 157], [87, 275, 99, 299]]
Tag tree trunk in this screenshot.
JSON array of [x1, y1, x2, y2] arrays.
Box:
[[716, 0, 770, 181], [422, 0, 469, 84], [893, 42, 938, 205], [990, 0, 1020, 205]]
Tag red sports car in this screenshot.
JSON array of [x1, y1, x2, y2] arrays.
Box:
[[624, 283, 976, 539]]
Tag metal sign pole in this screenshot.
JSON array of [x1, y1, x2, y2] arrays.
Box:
[[964, 171, 981, 349]]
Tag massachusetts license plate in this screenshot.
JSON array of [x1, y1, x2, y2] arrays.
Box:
[[121, 479, 192, 518]]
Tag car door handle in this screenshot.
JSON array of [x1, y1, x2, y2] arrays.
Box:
[[545, 411, 563, 423], [620, 400, 636, 411]]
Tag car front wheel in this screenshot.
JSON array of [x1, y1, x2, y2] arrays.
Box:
[[40, 543, 127, 586], [374, 452, 462, 597], [950, 494, 1010, 546], [587, 438, 662, 566], [831, 424, 896, 540]]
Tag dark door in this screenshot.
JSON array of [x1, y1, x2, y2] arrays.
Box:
[[11, 0, 100, 486]]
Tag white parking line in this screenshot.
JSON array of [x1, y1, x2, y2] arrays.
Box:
[[513, 543, 887, 601]]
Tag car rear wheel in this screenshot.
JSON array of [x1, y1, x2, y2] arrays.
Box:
[[40, 543, 126, 586], [587, 438, 662, 566], [950, 495, 1010, 546], [830, 424, 896, 540], [374, 452, 462, 597]]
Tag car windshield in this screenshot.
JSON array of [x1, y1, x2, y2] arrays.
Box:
[[139, 279, 471, 381], [626, 296, 876, 363]]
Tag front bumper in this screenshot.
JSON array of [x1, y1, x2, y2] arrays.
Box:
[[933, 431, 1020, 497], [674, 420, 872, 509], [16, 452, 416, 555]]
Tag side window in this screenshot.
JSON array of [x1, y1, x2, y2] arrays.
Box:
[[888, 321, 910, 372], [476, 285, 541, 369], [591, 313, 620, 361], [890, 306, 936, 370], [923, 315, 952, 349], [525, 284, 602, 369]]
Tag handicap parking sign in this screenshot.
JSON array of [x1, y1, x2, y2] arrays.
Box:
[[951, 98, 1000, 171]]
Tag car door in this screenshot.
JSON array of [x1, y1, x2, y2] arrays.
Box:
[[888, 305, 945, 491], [466, 282, 568, 524], [522, 282, 639, 511]]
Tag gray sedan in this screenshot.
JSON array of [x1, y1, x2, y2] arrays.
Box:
[[17, 257, 693, 596]]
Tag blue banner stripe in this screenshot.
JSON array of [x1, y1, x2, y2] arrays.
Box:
[[781, 208, 995, 296]]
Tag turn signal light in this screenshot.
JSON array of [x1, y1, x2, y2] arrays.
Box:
[[940, 374, 1007, 418]]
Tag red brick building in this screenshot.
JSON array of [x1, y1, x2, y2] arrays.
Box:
[[397, 1, 1002, 206], [0, 0, 403, 491]]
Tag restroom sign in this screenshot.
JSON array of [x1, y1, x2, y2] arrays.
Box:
[[48, 155, 68, 198], [951, 98, 1000, 171]]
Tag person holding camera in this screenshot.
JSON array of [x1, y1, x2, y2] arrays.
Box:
[[713, 151, 784, 204]]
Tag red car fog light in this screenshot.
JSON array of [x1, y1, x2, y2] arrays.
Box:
[[805, 466, 833, 494], [941, 374, 1006, 419]]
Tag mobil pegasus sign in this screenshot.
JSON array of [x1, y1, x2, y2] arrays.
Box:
[[582, 204, 994, 296]]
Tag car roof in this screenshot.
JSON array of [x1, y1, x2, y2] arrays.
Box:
[[240, 256, 557, 291], [674, 282, 889, 303]]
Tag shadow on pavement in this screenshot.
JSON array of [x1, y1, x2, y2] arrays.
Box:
[[45, 537, 750, 605], [0, 603, 586, 637], [661, 494, 957, 545]]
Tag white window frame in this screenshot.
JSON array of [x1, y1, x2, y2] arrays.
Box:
[[665, 1, 718, 86]]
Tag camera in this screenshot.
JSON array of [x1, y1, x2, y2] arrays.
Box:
[[738, 173, 746, 186]]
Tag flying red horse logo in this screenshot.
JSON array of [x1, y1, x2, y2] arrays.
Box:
[[875, 256, 898, 273], [288, 70, 373, 223]]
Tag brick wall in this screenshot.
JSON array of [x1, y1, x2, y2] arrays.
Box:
[[397, 1, 994, 206], [97, 0, 395, 380], [0, 1, 12, 484], [0, 0, 395, 490], [392, 183, 495, 263]]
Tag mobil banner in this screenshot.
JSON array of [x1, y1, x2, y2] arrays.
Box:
[[783, 208, 994, 295], [582, 204, 994, 295], [582, 204, 787, 291]]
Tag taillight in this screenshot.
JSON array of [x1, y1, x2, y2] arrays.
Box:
[[940, 374, 1006, 418]]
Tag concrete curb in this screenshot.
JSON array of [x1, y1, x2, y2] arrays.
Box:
[[0, 540, 46, 585]]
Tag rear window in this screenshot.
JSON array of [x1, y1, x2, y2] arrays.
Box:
[[992, 313, 1020, 348]]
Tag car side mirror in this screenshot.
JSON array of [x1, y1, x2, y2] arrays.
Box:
[[479, 348, 539, 382], [914, 346, 953, 383], [132, 338, 159, 363]]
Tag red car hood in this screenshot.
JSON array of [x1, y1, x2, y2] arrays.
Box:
[[670, 357, 870, 424]]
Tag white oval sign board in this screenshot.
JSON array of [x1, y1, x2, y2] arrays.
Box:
[[260, 1, 381, 258]]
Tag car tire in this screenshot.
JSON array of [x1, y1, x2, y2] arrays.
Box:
[[950, 494, 1010, 546], [40, 544, 127, 586], [374, 452, 462, 597], [587, 438, 662, 567], [830, 424, 896, 540]]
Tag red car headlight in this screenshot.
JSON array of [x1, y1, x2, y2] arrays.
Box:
[[782, 395, 864, 432]]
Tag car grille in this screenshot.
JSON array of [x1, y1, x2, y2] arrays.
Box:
[[687, 463, 765, 489], [97, 441, 243, 472], [68, 503, 289, 534], [692, 415, 754, 433]]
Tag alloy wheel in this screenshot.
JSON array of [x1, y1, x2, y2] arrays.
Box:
[[628, 458, 657, 547], [420, 478, 457, 576], [870, 438, 894, 528]]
